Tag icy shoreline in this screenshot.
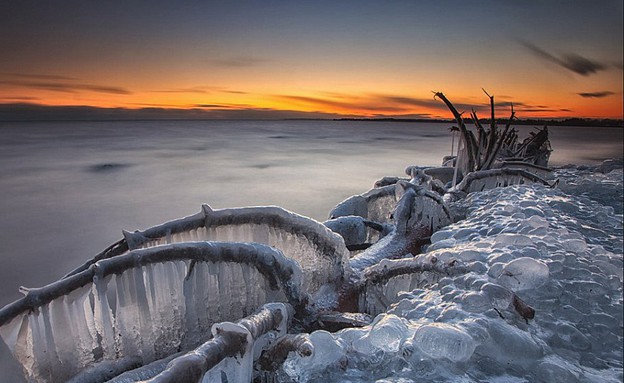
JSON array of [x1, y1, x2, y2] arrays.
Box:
[[279, 163, 623, 382], [0, 161, 622, 382]]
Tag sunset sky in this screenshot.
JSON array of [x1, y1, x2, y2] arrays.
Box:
[[1, 1, 622, 119]]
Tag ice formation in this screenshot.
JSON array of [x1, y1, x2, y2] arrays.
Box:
[[349, 183, 451, 275], [0, 243, 303, 382], [329, 184, 399, 223], [280, 171, 623, 382], [132, 303, 290, 383], [66, 205, 350, 307], [0, 95, 621, 383], [451, 168, 552, 195]]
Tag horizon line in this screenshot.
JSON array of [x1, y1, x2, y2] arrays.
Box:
[[0, 102, 622, 125]]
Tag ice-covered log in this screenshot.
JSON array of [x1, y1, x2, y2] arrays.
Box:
[[497, 160, 554, 180], [452, 168, 552, 195], [359, 255, 468, 315], [329, 184, 397, 223], [0, 243, 303, 383], [405, 165, 460, 185], [331, 182, 451, 230], [349, 187, 442, 276], [63, 210, 206, 277], [323, 216, 391, 251], [141, 303, 289, 383], [258, 333, 313, 372], [66, 205, 350, 303]]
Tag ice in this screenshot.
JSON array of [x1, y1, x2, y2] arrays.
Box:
[[536, 359, 580, 383], [366, 315, 409, 353], [550, 322, 591, 351], [286, 170, 622, 382], [0, 335, 26, 382], [494, 233, 534, 247], [0, 242, 305, 382], [1, 162, 622, 382], [347, 314, 410, 368], [412, 323, 476, 362], [283, 330, 346, 382], [562, 238, 588, 253], [496, 257, 550, 291], [477, 319, 544, 366], [121, 205, 351, 302]]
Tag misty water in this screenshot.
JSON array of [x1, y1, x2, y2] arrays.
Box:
[[0, 120, 622, 307]]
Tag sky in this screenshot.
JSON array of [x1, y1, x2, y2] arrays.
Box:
[[0, 0, 622, 120]]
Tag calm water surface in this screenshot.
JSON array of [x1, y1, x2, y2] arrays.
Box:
[[0, 120, 622, 306]]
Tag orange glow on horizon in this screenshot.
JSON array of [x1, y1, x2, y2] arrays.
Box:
[[1, 79, 622, 120]]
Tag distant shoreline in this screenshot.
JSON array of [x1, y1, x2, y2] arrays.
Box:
[[0, 103, 622, 127], [331, 117, 624, 128]]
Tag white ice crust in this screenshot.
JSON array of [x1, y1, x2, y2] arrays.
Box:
[[282, 168, 623, 383]]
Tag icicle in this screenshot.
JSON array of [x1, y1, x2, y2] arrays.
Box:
[[93, 274, 116, 360], [206, 261, 221, 329], [70, 285, 97, 366], [217, 262, 234, 320], [0, 313, 24, 354], [132, 267, 154, 362], [182, 260, 199, 349], [51, 298, 75, 378], [114, 270, 140, 359], [1, 314, 32, 378]]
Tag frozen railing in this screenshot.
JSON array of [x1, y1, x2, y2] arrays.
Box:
[[358, 255, 468, 316], [453, 168, 551, 194], [0, 242, 304, 383], [132, 303, 290, 383], [66, 205, 350, 302]]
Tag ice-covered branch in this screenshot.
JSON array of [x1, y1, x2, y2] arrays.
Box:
[[349, 188, 438, 276], [66, 205, 351, 303], [452, 168, 552, 195], [0, 243, 304, 383], [143, 303, 289, 383], [362, 255, 468, 286]]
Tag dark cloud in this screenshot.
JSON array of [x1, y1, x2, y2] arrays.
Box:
[[153, 87, 212, 94], [520, 41, 608, 76], [211, 56, 267, 67], [0, 80, 131, 94], [559, 53, 607, 76], [193, 103, 255, 109], [222, 90, 248, 95], [577, 91, 615, 98], [277, 95, 410, 113], [6, 73, 77, 81], [0, 96, 40, 101], [153, 87, 248, 95], [516, 108, 573, 113], [380, 95, 478, 112], [0, 103, 344, 121]]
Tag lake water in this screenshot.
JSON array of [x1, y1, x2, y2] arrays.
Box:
[[0, 120, 622, 306]]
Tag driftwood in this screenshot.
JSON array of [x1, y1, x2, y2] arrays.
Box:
[[435, 90, 553, 176], [0, 242, 305, 327], [453, 168, 553, 194], [257, 333, 313, 371], [144, 303, 288, 383]]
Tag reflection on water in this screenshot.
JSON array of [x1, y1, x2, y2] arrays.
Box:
[[0, 120, 622, 306]]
